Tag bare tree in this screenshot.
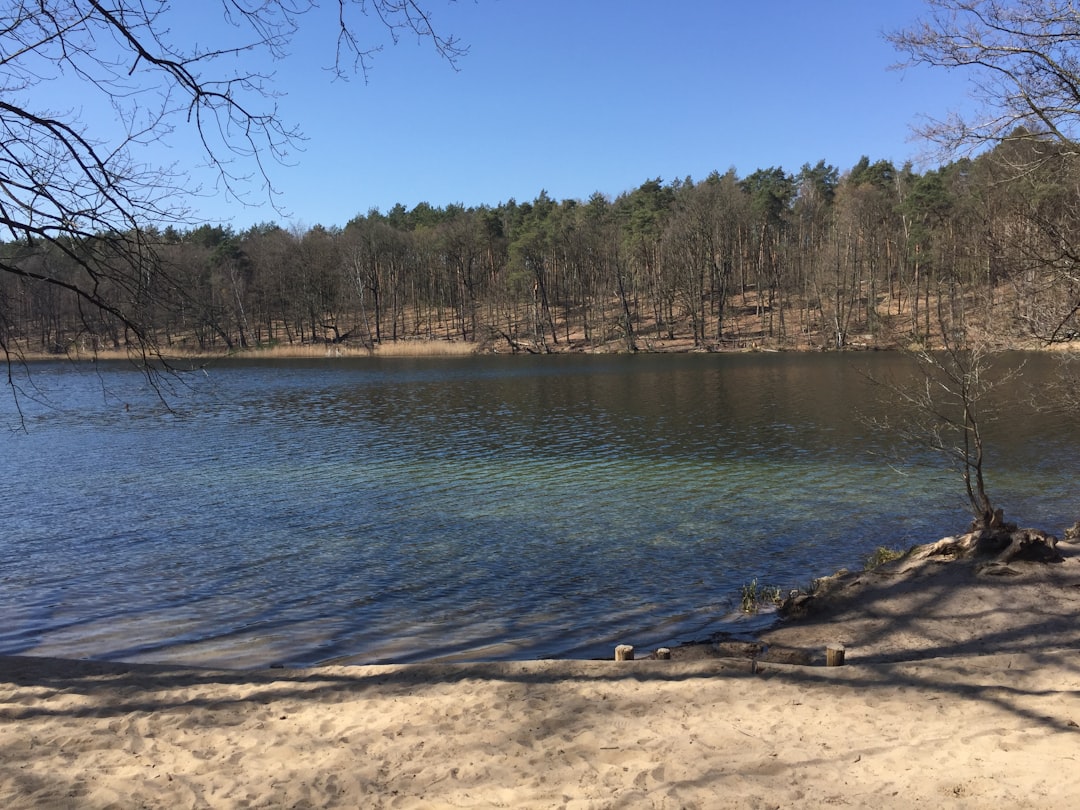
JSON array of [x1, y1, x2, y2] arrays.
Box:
[[890, 0, 1080, 154], [869, 326, 1071, 564], [890, 1, 1080, 341], [881, 333, 1012, 530], [0, 1, 465, 370]]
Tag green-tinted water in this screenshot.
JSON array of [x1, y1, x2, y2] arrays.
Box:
[[2, 352, 1076, 666]]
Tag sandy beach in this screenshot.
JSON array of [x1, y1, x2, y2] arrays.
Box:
[[4, 542, 1080, 809]]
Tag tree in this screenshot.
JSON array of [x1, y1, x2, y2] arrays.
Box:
[[508, 191, 559, 350], [888, 336, 1004, 529], [0, 1, 465, 370], [885, 1, 1075, 551], [870, 332, 1065, 562], [740, 167, 795, 340], [663, 171, 747, 346], [890, 0, 1080, 343], [890, 1, 1080, 150]]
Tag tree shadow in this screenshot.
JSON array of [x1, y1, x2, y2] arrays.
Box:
[[5, 548, 1080, 807]]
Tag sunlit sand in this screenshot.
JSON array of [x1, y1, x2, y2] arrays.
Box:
[[3, 542, 1080, 808]]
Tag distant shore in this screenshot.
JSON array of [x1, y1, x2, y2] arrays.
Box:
[[11, 331, 1075, 365]]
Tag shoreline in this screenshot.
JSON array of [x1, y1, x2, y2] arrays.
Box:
[[6, 349, 1080, 804], [4, 544, 1080, 808], [9, 332, 1077, 364]]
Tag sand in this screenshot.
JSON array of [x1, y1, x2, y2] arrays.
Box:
[[4, 543, 1080, 809]]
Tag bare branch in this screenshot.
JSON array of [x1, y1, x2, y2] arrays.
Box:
[[890, 0, 1080, 153], [0, 0, 468, 381]]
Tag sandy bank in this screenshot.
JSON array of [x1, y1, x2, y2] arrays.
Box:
[[4, 543, 1080, 808], [2, 651, 1079, 809]]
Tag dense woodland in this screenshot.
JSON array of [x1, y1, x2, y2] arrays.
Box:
[[4, 134, 1080, 357]]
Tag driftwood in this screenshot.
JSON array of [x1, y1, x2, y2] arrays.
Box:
[[495, 329, 544, 354]]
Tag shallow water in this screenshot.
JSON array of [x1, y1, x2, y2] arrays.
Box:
[[2, 352, 1076, 667]]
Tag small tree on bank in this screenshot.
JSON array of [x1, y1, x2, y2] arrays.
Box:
[[882, 333, 1014, 531], [887, 3, 1080, 556], [869, 319, 1064, 563]]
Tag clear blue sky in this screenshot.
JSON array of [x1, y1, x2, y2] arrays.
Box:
[[114, 1, 980, 229]]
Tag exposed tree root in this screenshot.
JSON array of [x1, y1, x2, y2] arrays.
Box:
[[779, 516, 1065, 621], [910, 522, 1062, 566]]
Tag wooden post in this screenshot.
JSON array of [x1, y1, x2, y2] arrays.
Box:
[[656, 648, 671, 660], [615, 644, 635, 661], [826, 644, 846, 667]]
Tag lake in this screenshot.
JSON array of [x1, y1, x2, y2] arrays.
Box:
[[2, 352, 1076, 667]]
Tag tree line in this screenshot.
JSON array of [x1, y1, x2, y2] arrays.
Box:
[[6, 1, 1080, 365], [4, 133, 1077, 357]]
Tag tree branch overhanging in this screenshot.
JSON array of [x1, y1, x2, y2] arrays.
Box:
[[0, 0, 467, 375]]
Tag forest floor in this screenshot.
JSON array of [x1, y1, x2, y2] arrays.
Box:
[[15, 319, 1071, 362], [19, 284, 1078, 361]]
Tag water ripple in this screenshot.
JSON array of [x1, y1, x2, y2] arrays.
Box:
[[2, 353, 1077, 667]]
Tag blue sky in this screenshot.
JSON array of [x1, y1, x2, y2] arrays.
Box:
[[93, 1, 980, 229]]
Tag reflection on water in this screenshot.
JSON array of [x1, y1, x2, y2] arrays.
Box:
[[2, 353, 1077, 667]]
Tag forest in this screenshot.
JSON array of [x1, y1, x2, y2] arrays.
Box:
[[3, 134, 1079, 358]]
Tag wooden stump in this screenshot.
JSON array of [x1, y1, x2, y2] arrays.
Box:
[[615, 644, 635, 661], [656, 648, 671, 660], [826, 644, 846, 667]]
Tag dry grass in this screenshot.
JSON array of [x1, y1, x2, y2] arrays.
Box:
[[15, 344, 213, 363], [246, 340, 480, 358], [367, 340, 479, 357], [13, 338, 482, 363], [242, 343, 368, 359]]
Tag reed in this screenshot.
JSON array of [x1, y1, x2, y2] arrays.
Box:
[[243, 339, 480, 359], [244, 343, 367, 359], [369, 340, 479, 357], [18, 339, 481, 362], [740, 579, 783, 614]]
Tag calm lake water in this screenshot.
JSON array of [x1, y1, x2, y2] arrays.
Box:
[[2, 352, 1077, 668]]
